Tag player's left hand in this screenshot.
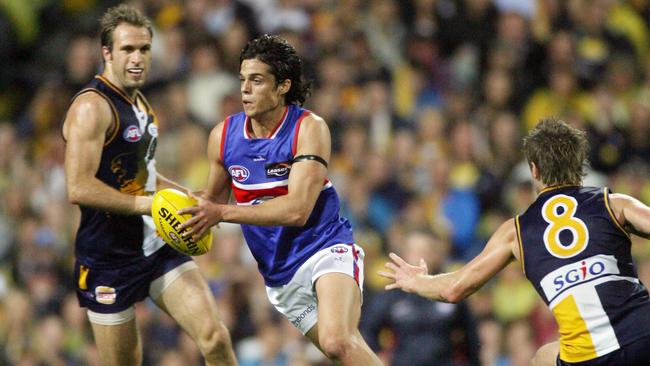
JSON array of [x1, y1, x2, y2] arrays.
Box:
[[378, 253, 428, 293], [178, 193, 223, 240]]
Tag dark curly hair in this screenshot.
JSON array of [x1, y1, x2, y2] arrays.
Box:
[[240, 34, 311, 106], [523, 118, 589, 186]]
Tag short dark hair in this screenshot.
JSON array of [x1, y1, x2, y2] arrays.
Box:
[[239, 34, 311, 106], [522, 118, 589, 186], [100, 4, 153, 51]]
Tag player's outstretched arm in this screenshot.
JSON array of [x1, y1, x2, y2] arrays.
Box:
[[379, 219, 518, 303], [609, 193, 650, 239], [63, 93, 151, 215]]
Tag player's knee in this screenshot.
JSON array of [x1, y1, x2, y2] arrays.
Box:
[[195, 321, 233, 360], [319, 330, 359, 359]]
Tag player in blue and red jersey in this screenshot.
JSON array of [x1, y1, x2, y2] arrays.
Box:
[[179, 35, 382, 365], [380, 118, 650, 366], [63, 5, 236, 366]]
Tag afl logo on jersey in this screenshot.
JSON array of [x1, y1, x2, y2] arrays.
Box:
[[229, 165, 250, 182], [330, 245, 349, 254], [123, 125, 142, 142]]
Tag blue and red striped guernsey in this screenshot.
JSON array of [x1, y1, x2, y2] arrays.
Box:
[[221, 104, 355, 286]]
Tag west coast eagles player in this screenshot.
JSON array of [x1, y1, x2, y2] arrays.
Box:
[[62, 5, 237, 366], [178, 35, 383, 365], [380, 118, 650, 366]]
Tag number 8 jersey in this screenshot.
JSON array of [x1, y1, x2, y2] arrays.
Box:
[[516, 185, 650, 363]]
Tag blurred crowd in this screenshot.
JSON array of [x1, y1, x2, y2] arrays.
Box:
[[2, 0, 650, 365]]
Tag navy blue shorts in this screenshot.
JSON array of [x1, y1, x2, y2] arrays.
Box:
[[557, 335, 650, 366], [74, 245, 192, 313]]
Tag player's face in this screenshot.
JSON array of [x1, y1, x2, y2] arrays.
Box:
[[103, 23, 152, 93], [239, 58, 290, 119]]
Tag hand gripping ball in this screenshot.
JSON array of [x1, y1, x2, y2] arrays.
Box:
[[151, 189, 213, 256]]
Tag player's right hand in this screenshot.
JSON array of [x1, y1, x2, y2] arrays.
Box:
[[378, 253, 428, 293]]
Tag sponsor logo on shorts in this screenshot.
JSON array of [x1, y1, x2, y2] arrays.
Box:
[[229, 165, 250, 182], [291, 304, 316, 328], [330, 245, 349, 254], [95, 286, 117, 304], [123, 125, 142, 142]]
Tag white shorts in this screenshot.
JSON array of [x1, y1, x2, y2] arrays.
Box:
[[265, 243, 365, 335]]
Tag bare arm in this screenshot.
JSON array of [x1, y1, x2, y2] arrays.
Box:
[[63, 92, 151, 215], [174, 121, 239, 237], [179, 114, 330, 237], [608, 193, 650, 239], [379, 219, 518, 303], [202, 121, 233, 204]]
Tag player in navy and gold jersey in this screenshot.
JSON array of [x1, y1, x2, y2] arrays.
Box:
[[177, 35, 382, 365], [380, 118, 650, 366], [62, 5, 237, 366]]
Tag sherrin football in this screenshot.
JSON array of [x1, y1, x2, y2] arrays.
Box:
[[151, 188, 213, 256]]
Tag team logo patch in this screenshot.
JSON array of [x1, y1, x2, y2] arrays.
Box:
[[229, 165, 250, 182], [265, 161, 292, 177], [95, 286, 117, 304], [330, 245, 349, 254], [147, 123, 158, 137], [123, 125, 142, 142]]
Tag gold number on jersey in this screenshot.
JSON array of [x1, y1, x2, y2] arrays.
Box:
[[542, 194, 589, 258]]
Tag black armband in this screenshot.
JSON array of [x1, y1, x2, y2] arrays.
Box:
[[293, 154, 328, 168]]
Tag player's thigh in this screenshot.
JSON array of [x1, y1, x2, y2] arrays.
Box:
[[314, 272, 362, 332], [89, 314, 141, 366], [151, 267, 224, 337], [533, 341, 559, 366]]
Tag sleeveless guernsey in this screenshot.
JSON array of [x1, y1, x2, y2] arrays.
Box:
[[221, 104, 355, 286], [70, 75, 161, 267], [516, 186, 650, 362]]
